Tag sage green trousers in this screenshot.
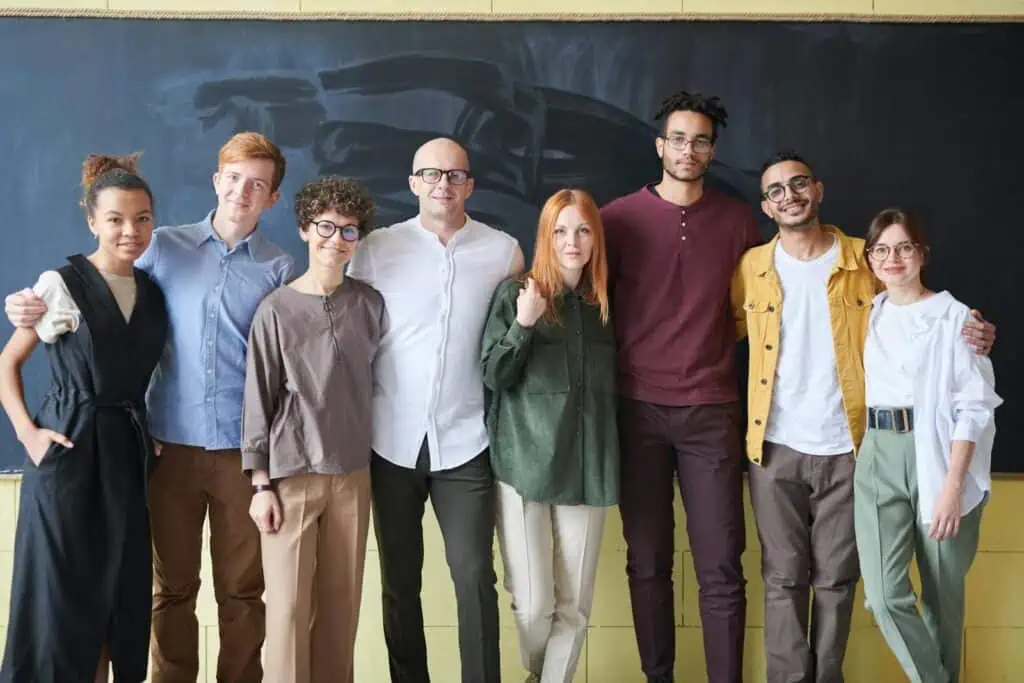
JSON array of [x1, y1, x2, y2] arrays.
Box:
[[853, 428, 983, 683]]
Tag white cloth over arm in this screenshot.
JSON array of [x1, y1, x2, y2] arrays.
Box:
[[31, 270, 81, 344]]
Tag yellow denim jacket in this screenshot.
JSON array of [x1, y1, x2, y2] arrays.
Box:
[[730, 226, 880, 465]]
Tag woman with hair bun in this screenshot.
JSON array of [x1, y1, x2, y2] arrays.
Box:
[[0, 153, 168, 683]]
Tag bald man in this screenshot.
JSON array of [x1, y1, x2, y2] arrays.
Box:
[[348, 137, 524, 682]]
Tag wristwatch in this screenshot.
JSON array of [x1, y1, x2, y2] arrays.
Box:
[[252, 483, 274, 494]]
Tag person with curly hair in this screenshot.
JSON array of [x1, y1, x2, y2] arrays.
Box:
[[599, 90, 761, 683], [240, 176, 386, 683]]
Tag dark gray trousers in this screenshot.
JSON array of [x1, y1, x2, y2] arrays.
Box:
[[370, 441, 500, 683]]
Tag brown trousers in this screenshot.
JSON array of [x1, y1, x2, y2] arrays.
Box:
[[149, 444, 265, 683], [261, 469, 371, 683], [748, 441, 860, 683]]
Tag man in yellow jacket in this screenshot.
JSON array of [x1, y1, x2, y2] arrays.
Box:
[[730, 151, 994, 683]]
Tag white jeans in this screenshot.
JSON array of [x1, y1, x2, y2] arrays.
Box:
[[496, 481, 606, 682]]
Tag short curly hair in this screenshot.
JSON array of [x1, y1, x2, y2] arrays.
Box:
[[294, 176, 375, 238], [654, 89, 728, 142]]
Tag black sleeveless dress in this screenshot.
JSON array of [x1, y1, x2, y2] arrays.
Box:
[[0, 254, 168, 683]]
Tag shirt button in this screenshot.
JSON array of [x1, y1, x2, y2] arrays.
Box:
[[765, 344, 773, 350], [681, 236, 687, 241], [754, 419, 762, 426], [760, 378, 768, 385], [767, 305, 775, 312]]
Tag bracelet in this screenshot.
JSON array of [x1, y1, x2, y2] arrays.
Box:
[[252, 483, 274, 494]]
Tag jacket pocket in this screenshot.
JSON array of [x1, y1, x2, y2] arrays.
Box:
[[522, 343, 570, 394]]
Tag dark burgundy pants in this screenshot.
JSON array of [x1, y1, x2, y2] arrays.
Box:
[[618, 399, 747, 683]]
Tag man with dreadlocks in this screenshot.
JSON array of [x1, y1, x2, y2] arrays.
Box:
[[600, 90, 761, 683]]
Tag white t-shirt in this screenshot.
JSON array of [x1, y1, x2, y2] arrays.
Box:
[[32, 269, 137, 344], [864, 296, 928, 407], [764, 237, 854, 456]]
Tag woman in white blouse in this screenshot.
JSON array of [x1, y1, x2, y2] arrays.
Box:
[[854, 207, 1001, 683]]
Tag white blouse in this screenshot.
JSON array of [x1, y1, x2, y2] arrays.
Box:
[[865, 291, 1002, 524], [32, 269, 136, 344]]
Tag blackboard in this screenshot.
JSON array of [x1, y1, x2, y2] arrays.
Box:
[[0, 16, 1020, 472]]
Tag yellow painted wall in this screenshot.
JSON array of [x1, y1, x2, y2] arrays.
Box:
[[0, 475, 1021, 681], [0, 1, 1021, 681]]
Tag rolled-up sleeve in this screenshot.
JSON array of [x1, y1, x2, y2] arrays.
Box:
[[32, 270, 81, 344], [950, 318, 1003, 443]]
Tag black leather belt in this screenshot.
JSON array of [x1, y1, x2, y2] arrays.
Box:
[[867, 407, 914, 433]]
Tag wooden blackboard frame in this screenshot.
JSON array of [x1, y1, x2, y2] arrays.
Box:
[[0, 7, 1022, 22]]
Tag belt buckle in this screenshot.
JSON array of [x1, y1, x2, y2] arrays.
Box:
[[894, 408, 910, 433]]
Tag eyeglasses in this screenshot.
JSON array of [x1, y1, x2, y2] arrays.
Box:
[[413, 168, 472, 185], [312, 220, 361, 242], [660, 135, 713, 154], [867, 241, 919, 262], [762, 175, 815, 203]]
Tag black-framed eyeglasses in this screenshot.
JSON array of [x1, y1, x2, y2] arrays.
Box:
[[413, 168, 472, 185], [867, 241, 919, 262], [762, 175, 815, 203], [660, 134, 713, 153], [312, 220, 361, 242]]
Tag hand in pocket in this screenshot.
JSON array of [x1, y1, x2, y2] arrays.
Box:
[[23, 427, 74, 465]]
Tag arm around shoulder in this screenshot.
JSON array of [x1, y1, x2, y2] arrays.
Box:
[[32, 271, 80, 344], [949, 308, 1003, 444]]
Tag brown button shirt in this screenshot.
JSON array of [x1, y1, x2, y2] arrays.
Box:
[[241, 278, 385, 479], [601, 186, 762, 406]]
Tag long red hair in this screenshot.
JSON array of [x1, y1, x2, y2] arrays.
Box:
[[526, 188, 610, 325]]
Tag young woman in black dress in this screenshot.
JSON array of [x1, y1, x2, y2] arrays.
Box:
[[0, 154, 168, 683]]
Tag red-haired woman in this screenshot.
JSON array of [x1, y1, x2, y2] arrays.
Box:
[[481, 188, 617, 683]]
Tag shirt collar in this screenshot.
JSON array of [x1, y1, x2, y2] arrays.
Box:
[[196, 210, 263, 257], [753, 224, 860, 277], [412, 213, 474, 246]]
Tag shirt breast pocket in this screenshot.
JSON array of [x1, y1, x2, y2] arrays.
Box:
[[742, 298, 778, 341], [522, 343, 570, 394], [841, 293, 873, 337]]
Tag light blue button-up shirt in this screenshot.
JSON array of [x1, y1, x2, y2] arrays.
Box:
[[137, 211, 295, 449]]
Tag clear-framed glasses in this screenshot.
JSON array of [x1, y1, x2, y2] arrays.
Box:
[[867, 241, 919, 262], [661, 134, 713, 154], [762, 175, 815, 203], [312, 220, 360, 242], [413, 168, 472, 185]]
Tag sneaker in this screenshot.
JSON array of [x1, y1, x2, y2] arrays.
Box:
[[525, 675, 541, 683], [647, 675, 673, 683]]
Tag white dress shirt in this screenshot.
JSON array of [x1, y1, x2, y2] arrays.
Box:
[[865, 291, 1002, 524], [348, 215, 520, 471]]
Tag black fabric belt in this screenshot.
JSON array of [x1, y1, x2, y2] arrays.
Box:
[[867, 406, 914, 433]]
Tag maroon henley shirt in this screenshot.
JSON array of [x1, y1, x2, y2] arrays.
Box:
[[601, 186, 762, 407]]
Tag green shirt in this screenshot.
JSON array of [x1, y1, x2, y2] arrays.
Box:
[[481, 278, 619, 507]]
